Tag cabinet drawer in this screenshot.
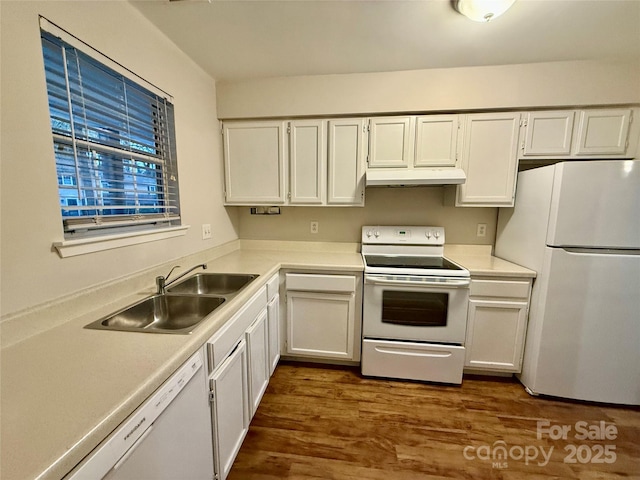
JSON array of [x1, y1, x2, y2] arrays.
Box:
[[470, 279, 530, 299], [362, 339, 465, 384], [286, 273, 355, 293], [266, 274, 279, 300], [207, 286, 267, 373]]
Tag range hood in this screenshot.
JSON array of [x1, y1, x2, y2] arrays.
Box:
[[365, 167, 466, 186]]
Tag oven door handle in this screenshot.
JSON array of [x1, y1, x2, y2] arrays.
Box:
[[364, 275, 470, 288]]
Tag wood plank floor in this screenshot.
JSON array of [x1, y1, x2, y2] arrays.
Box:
[[229, 362, 640, 480]]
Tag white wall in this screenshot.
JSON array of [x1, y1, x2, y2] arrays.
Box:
[[217, 60, 640, 119], [0, 1, 238, 316], [220, 58, 640, 250]]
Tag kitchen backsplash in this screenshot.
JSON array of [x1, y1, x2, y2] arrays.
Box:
[[234, 187, 498, 245]]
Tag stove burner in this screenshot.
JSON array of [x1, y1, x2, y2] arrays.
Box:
[[364, 255, 465, 271]]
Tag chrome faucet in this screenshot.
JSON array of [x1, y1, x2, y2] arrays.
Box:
[[156, 264, 207, 294]]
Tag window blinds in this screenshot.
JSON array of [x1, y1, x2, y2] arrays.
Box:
[[40, 25, 180, 235]]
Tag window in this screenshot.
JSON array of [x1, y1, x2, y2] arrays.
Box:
[[40, 22, 180, 239]]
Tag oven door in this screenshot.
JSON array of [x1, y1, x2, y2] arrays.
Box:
[[363, 274, 469, 344]]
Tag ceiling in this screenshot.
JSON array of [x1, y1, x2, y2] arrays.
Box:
[[131, 0, 640, 82]]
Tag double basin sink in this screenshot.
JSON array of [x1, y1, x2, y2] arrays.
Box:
[[85, 273, 258, 334]]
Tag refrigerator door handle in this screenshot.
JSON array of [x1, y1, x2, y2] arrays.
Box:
[[561, 247, 640, 256]]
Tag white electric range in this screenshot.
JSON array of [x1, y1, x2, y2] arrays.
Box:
[[361, 226, 470, 384]]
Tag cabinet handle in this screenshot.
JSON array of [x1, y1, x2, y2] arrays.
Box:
[[374, 346, 453, 358], [365, 275, 469, 288]]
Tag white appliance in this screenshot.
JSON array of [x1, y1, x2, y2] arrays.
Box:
[[65, 352, 214, 479], [361, 226, 470, 384], [495, 160, 640, 405]]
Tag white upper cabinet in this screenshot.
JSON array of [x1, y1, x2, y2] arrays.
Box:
[[367, 116, 415, 168], [223, 119, 363, 206], [414, 115, 460, 167], [223, 108, 637, 206], [519, 108, 636, 159], [223, 121, 286, 204], [367, 114, 460, 170], [575, 108, 632, 155], [457, 113, 521, 207], [289, 120, 326, 205], [521, 111, 575, 156], [327, 118, 366, 205]]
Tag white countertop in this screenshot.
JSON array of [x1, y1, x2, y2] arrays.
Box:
[[1, 246, 362, 480], [0, 242, 533, 480], [445, 245, 536, 278]]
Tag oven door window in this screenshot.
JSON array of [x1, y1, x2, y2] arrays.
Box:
[[381, 290, 448, 327]]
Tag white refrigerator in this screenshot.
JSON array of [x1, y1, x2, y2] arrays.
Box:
[[495, 160, 640, 405]]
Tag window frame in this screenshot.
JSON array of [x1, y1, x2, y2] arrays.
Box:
[[39, 17, 185, 256]]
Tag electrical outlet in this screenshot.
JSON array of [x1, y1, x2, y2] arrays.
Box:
[[476, 223, 487, 237], [310, 221, 319, 234], [202, 224, 212, 239]]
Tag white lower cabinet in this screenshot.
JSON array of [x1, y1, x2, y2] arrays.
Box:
[[464, 277, 532, 373], [266, 273, 281, 375], [465, 299, 528, 372], [205, 285, 274, 480], [210, 339, 249, 480], [284, 272, 362, 362], [246, 310, 269, 417], [286, 290, 355, 360]]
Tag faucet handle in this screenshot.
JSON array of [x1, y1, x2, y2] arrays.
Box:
[[156, 265, 180, 294]]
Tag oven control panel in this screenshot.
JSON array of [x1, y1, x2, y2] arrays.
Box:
[[362, 226, 445, 245]]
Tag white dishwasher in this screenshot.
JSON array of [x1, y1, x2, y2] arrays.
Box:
[[66, 351, 214, 480]]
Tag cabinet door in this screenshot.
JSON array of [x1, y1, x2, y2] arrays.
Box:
[[327, 118, 365, 205], [289, 120, 326, 204], [210, 339, 249, 480], [521, 111, 575, 156], [267, 294, 280, 376], [246, 310, 269, 418], [575, 109, 631, 155], [414, 115, 459, 167], [368, 116, 414, 168], [223, 121, 286, 204], [286, 291, 355, 360], [464, 299, 528, 372], [457, 113, 521, 207]]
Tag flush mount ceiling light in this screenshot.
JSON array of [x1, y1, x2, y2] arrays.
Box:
[[454, 0, 517, 22]]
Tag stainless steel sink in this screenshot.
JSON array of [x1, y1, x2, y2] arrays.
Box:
[[85, 294, 225, 334], [167, 273, 258, 296]]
